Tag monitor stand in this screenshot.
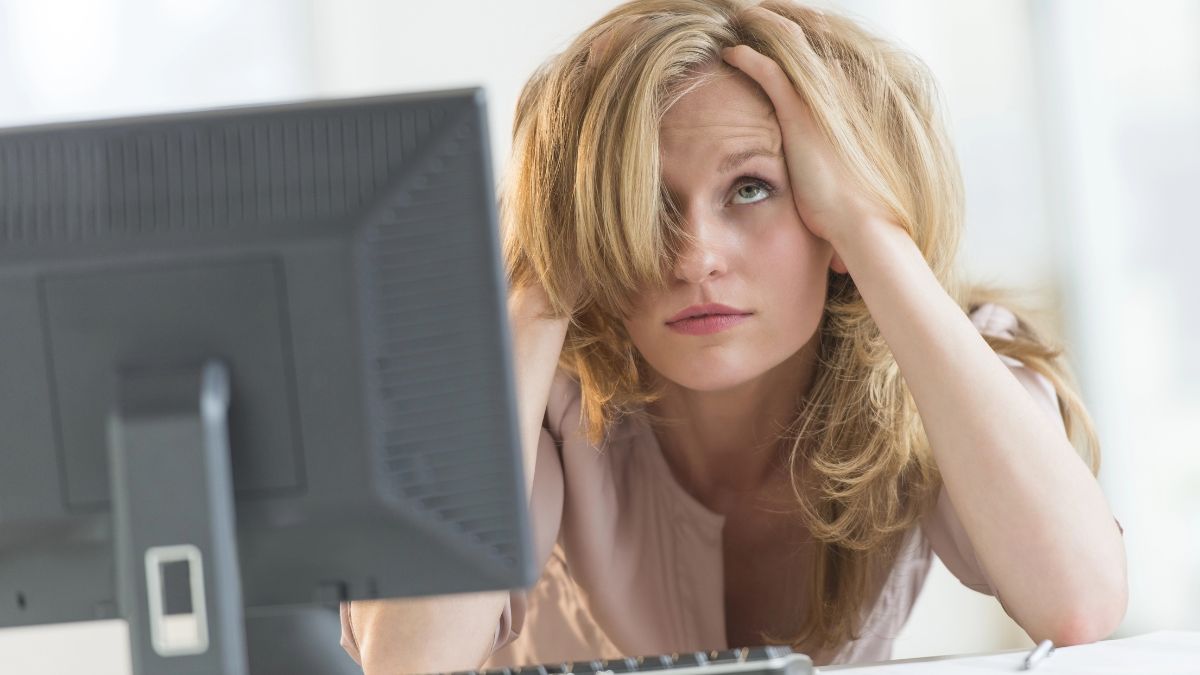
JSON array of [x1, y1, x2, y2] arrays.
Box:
[[108, 361, 359, 675]]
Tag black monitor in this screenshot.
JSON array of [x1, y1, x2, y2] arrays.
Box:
[[0, 89, 535, 675]]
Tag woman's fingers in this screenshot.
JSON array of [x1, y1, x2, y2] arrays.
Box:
[[721, 44, 807, 129], [723, 7, 821, 116]]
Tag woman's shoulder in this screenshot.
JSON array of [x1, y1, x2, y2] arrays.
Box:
[[543, 367, 584, 442], [543, 366, 645, 448], [967, 301, 1059, 401], [968, 302, 1040, 373], [968, 301, 1019, 339], [538, 367, 636, 519]]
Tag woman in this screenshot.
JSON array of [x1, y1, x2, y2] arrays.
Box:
[[340, 0, 1127, 671]]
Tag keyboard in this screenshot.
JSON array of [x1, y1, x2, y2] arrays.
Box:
[[446, 646, 814, 675]]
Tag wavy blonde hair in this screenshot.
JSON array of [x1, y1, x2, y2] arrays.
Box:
[[499, 0, 1099, 659]]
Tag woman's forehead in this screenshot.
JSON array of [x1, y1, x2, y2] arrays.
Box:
[[660, 69, 777, 138]]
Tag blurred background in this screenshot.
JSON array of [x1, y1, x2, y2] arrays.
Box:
[[0, 0, 1196, 672]]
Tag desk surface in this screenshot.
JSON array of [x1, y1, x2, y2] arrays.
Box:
[[816, 631, 1200, 673], [820, 647, 1029, 671]]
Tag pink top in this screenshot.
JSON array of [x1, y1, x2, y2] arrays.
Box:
[[340, 304, 1089, 669]]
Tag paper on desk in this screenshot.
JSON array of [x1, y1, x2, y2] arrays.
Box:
[[827, 630, 1200, 674]]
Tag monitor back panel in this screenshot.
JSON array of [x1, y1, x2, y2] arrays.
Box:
[[0, 90, 534, 627]]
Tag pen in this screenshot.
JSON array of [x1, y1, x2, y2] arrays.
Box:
[[1022, 639, 1055, 670]]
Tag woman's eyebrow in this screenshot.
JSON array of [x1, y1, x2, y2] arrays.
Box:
[[718, 147, 781, 173]]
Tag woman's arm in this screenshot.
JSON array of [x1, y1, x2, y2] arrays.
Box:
[[348, 284, 572, 674], [720, 19, 1126, 643], [508, 283, 572, 499], [349, 591, 511, 675], [837, 219, 1127, 645]]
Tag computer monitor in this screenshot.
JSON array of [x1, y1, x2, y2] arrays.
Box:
[[0, 88, 536, 675]]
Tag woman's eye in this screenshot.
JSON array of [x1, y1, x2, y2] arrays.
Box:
[[730, 178, 774, 205]]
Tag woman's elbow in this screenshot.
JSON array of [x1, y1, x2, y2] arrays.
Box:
[[1050, 580, 1129, 646]]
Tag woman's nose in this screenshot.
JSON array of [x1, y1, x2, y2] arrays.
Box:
[[671, 215, 729, 284]]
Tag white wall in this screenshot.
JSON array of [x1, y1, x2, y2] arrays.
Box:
[[0, 0, 312, 127], [1029, 0, 1200, 638], [307, 1, 622, 192]]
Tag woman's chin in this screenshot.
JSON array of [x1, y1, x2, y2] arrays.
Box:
[[657, 363, 766, 394]]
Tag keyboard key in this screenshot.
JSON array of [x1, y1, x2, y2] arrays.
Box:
[[705, 649, 745, 664], [744, 646, 793, 661], [636, 654, 675, 671], [601, 657, 639, 672], [671, 652, 707, 668]]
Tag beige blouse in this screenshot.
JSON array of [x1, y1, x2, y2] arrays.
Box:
[[341, 303, 1101, 669]]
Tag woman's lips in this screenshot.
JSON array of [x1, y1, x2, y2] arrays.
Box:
[[666, 313, 752, 335]]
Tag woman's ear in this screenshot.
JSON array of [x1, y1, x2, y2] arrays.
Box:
[[830, 251, 847, 274]]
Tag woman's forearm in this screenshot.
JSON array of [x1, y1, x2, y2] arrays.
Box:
[[835, 219, 1127, 645], [351, 591, 510, 675], [507, 283, 571, 498]]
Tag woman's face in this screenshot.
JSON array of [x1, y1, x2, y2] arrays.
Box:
[[622, 67, 836, 393]]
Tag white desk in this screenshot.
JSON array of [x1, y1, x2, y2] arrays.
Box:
[[818, 630, 1200, 673]]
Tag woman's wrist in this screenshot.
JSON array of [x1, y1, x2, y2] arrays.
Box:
[[508, 282, 572, 323]]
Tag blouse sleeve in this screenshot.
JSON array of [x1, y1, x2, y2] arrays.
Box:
[[919, 303, 1123, 601]]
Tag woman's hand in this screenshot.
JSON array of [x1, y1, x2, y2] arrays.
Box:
[[720, 7, 898, 271]]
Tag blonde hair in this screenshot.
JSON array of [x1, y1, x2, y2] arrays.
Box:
[[500, 0, 1099, 659]]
